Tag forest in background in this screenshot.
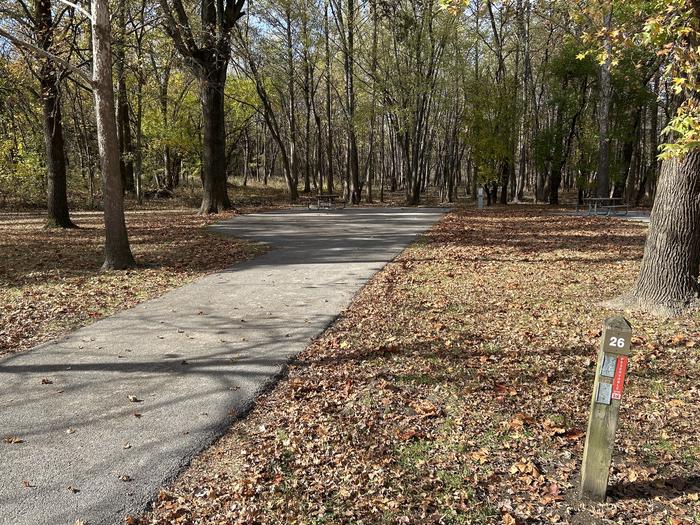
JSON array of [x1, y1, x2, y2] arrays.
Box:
[[2, 0, 700, 316], [0, 0, 671, 214]]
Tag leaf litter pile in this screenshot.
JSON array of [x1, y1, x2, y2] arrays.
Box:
[[0, 209, 265, 356], [140, 208, 699, 525]]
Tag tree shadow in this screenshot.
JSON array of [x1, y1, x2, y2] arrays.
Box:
[[610, 476, 700, 501]]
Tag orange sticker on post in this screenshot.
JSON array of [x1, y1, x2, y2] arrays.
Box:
[[611, 356, 629, 400]]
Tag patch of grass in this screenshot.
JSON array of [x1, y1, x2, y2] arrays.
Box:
[[398, 439, 435, 470]]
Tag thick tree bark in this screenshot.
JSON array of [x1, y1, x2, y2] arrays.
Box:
[[34, 0, 75, 228], [92, 0, 136, 270], [609, 151, 700, 315], [199, 67, 232, 213], [159, 0, 244, 212], [115, 0, 135, 193], [41, 76, 75, 228]]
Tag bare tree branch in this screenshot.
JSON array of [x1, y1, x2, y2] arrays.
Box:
[[56, 0, 93, 21], [0, 26, 92, 84]]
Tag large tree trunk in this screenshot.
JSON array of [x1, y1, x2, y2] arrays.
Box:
[[115, 0, 135, 193], [609, 152, 700, 315], [199, 66, 232, 214], [41, 75, 75, 228], [35, 0, 75, 228], [596, 8, 613, 198], [158, 0, 244, 210], [92, 0, 136, 270]]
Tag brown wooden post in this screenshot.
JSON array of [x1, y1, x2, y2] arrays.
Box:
[[580, 316, 633, 501]]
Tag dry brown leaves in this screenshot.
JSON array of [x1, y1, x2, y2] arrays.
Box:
[[0, 208, 266, 356], [130, 207, 695, 524]]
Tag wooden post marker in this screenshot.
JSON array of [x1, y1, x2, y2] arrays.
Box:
[[580, 316, 633, 502]]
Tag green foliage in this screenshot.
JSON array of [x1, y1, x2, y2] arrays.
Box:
[[0, 137, 45, 205], [581, 0, 700, 158]]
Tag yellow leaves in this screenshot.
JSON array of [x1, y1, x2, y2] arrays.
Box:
[[672, 76, 687, 94], [470, 448, 490, 464], [502, 513, 517, 525], [509, 459, 541, 478], [409, 399, 442, 418]]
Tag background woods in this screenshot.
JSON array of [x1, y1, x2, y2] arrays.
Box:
[[0, 0, 678, 213], [1, 0, 700, 312]]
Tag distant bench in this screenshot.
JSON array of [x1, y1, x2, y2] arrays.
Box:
[[308, 194, 345, 210], [578, 197, 629, 216]]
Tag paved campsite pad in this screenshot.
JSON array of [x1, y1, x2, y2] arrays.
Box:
[[0, 207, 446, 525]]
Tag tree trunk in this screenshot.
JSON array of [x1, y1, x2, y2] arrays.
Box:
[[199, 66, 232, 214], [324, 2, 334, 195], [610, 151, 700, 315], [92, 0, 136, 270], [500, 161, 509, 204], [636, 75, 659, 206], [35, 0, 76, 228], [596, 8, 613, 198], [115, 0, 135, 193]]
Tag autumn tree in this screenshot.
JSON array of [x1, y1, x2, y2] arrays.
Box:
[[610, 0, 700, 315], [159, 0, 246, 213], [0, 0, 76, 228]]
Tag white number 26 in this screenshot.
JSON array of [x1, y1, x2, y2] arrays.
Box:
[[609, 336, 626, 348]]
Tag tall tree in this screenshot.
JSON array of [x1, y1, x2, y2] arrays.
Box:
[[330, 0, 361, 203], [115, 0, 135, 193], [0, 0, 78, 227], [34, 0, 76, 228], [609, 0, 700, 315], [595, 5, 613, 198], [92, 0, 136, 269], [159, 0, 246, 213]]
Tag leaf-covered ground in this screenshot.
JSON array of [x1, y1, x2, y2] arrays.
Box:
[[0, 180, 450, 357], [141, 208, 700, 525], [0, 208, 267, 356]]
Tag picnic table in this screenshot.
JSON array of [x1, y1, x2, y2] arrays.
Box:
[[310, 193, 345, 210], [579, 197, 629, 216]]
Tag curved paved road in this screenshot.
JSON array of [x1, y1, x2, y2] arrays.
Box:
[[0, 207, 446, 525]]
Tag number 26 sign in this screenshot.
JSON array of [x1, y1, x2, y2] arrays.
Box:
[[603, 332, 631, 355]]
